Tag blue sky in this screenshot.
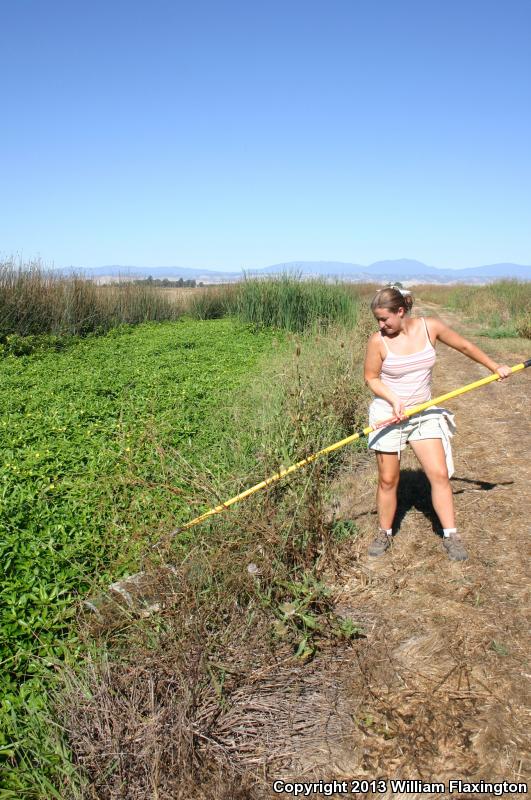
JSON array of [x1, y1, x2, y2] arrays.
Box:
[[1, 0, 530, 270]]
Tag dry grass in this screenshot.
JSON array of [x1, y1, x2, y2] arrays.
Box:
[[61, 610, 273, 799], [59, 471, 362, 799], [0, 259, 183, 338], [413, 280, 531, 338], [156, 286, 203, 309], [1, 262, 379, 343]]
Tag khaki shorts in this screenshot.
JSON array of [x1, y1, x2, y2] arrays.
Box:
[[368, 405, 447, 453]]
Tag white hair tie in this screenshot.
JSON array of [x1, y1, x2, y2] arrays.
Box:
[[389, 284, 411, 295]]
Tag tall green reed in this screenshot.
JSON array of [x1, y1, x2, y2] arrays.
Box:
[[185, 276, 362, 331]]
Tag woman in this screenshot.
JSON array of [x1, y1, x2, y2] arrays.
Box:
[[363, 286, 511, 561]]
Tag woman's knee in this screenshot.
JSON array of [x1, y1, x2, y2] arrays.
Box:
[[427, 468, 450, 486], [378, 473, 399, 491]]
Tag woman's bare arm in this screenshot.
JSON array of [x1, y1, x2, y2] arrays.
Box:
[[428, 318, 511, 378]]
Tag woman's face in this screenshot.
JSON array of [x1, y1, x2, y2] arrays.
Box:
[[373, 306, 405, 335]]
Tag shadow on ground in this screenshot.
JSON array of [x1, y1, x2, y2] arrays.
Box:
[[393, 468, 440, 535], [359, 468, 514, 539]]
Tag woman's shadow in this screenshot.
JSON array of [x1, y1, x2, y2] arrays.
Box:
[[393, 469, 512, 538]]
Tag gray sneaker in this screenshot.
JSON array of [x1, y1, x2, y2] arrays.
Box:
[[443, 531, 468, 561], [368, 528, 392, 557]]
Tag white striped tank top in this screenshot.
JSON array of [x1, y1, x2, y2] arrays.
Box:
[[372, 317, 436, 413]]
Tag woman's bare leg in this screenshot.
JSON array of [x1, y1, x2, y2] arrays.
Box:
[[375, 451, 401, 529], [409, 438, 455, 528]]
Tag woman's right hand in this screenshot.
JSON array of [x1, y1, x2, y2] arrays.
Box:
[[391, 398, 407, 422]]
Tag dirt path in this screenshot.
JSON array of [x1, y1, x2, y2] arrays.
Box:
[[275, 303, 530, 795]]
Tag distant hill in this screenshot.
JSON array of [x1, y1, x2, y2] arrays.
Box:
[[256, 260, 531, 283], [56, 260, 531, 284]]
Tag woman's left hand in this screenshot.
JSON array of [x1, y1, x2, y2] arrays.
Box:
[[495, 364, 512, 380]]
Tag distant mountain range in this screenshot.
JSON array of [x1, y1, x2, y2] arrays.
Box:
[[58, 259, 531, 284]]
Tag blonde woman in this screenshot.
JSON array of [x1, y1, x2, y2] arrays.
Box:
[[363, 286, 511, 560]]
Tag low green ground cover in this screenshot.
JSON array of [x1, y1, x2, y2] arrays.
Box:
[[0, 317, 287, 790]]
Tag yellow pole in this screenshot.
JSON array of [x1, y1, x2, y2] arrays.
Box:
[[174, 360, 530, 534]]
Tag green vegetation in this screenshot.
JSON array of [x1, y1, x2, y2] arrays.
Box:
[[1, 284, 373, 794], [0, 317, 290, 793], [1, 262, 367, 344], [231, 275, 359, 331], [187, 276, 362, 331], [136, 276, 201, 287], [414, 280, 531, 338]]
